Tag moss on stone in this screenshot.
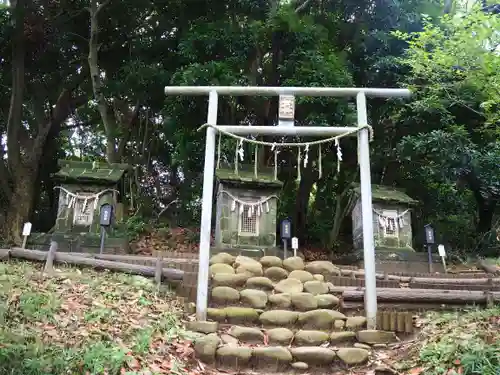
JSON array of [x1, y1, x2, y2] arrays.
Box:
[[216, 167, 282, 187], [353, 184, 418, 205]]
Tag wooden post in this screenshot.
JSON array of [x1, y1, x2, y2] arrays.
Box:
[[485, 291, 494, 308], [43, 241, 58, 275], [154, 254, 163, 288]]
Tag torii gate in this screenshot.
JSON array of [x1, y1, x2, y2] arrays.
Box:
[[164, 86, 411, 329]]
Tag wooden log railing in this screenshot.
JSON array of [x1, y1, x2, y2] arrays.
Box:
[[1, 247, 184, 281]]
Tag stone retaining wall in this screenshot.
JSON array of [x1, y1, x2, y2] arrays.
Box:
[[208, 253, 344, 311], [187, 253, 407, 371]]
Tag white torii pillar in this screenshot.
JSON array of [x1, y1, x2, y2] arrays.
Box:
[[164, 86, 411, 329]]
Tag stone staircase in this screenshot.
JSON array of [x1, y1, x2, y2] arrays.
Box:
[[186, 253, 404, 371]]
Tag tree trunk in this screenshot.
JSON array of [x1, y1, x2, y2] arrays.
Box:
[[4, 170, 37, 244], [293, 169, 317, 243], [1, 0, 86, 242], [88, 0, 139, 164], [461, 170, 497, 235], [477, 199, 496, 234]]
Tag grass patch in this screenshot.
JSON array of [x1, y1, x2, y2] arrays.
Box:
[[0, 260, 195, 375], [405, 306, 500, 375]]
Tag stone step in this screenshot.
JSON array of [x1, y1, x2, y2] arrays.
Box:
[[210, 285, 341, 311], [193, 340, 377, 370], [220, 326, 397, 347], [187, 321, 398, 347], [187, 319, 400, 370], [207, 307, 366, 328]]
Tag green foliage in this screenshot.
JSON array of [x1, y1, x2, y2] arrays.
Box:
[[416, 306, 500, 375], [394, 9, 500, 127], [392, 8, 500, 252], [115, 216, 149, 241]]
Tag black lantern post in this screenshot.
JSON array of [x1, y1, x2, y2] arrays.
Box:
[[280, 218, 291, 258], [99, 204, 113, 255], [424, 223, 435, 272]]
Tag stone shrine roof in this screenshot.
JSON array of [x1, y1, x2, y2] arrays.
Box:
[[216, 166, 283, 188], [53, 160, 131, 185], [353, 184, 418, 206]]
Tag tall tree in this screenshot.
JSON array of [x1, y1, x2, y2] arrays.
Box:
[[394, 8, 500, 241], [0, 0, 88, 243]]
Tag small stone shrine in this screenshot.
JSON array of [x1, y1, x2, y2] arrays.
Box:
[[351, 185, 443, 273], [351, 184, 418, 251], [214, 166, 282, 255], [29, 160, 133, 253], [53, 160, 133, 233]]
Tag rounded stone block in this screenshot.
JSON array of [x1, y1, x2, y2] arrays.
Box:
[[209, 252, 236, 265], [314, 294, 339, 308], [260, 310, 299, 326], [253, 346, 292, 363], [291, 362, 309, 370], [260, 256, 283, 268], [240, 289, 268, 309], [194, 333, 221, 363], [268, 293, 292, 308], [356, 330, 398, 344], [235, 255, 264, 276], [346, 316, 367, 330], [207, 308, 226, 322], [184, 331, 206, 341], [288, 270, 314, 283], [275, 278, 303, 294], [303, 280, 329, 295], [304, 260, 339, 275], [221, 334, 239, 345], [217, 345, 253, 365], [234, 255, 261, 268], [211, 286, 240, 303], [212, 273, 250, 287], [187, 321, 219, 334], [236, 264, 263, 276], [223, 307, 260, 323], [267, 327, 294, 345], [283, 257, 305, 271], [330, 331, 356, 343], [334, 320, 346, 330], [297, 309, 346, 330], [209, 263, 235, 275], [265, 266, 289, 281], [294, 330, 330, 346], [291, 292, 318, 311], [229, 326, 265, 343], [313, 274, 324, 281], [246, 276, 274, 290], [337, 347, 370, 365], [290, 347, 336, 365]]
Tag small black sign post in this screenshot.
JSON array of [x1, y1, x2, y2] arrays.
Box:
[[99, 204, 113, 255], [280, 218, 291, 259], [424, 224, 435, 273]]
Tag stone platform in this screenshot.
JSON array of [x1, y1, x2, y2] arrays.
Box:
[[211, 246, 285, 260], [359, 248, 445, 274], [186, 253, 405, 371]]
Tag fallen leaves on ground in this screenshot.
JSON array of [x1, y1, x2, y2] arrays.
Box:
[[0, 260, 212, 375], [398, 307, 500, 375]]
